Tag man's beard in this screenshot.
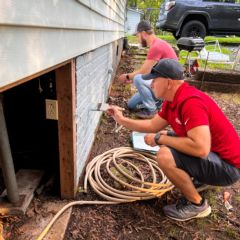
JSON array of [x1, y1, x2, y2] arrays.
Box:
[[141, 37, 147, 47]]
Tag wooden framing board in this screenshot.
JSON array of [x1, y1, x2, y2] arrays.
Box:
[[55, 60, 77, 199]]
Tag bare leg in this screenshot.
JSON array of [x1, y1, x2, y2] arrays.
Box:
[[157, 146, 202, 204]]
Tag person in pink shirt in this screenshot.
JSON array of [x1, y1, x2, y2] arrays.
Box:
[[109, 58, 240, 221], [119, 20, 177, 119]]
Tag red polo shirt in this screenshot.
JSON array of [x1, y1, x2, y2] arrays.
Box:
[[159, 83, 240, 168]]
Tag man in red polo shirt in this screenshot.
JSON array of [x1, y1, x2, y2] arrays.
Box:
[[108, 59, 240, 221], [119, 20, 177, 119]]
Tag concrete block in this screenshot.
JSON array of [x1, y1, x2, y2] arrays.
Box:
[[0, 169, 43, 215]]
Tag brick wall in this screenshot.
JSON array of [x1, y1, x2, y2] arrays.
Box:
[[76, 40, 123, 180]]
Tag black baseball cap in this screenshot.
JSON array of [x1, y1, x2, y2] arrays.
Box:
[[142, 59, 184, 80], [134, 20, 152, 35]]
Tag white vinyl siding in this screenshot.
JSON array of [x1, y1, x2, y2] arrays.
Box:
[[0, 0, 127, 90]]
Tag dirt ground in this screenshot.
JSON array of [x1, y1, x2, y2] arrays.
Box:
[[2, 48, 240, 240]]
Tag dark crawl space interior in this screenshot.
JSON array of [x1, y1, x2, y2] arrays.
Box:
[[1, 71, 60, 195]]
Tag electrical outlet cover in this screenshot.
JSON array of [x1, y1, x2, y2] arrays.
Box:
[[45, 99, 58, 120]]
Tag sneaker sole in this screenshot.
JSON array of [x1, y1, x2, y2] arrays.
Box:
[[166, 206, 212, 222]]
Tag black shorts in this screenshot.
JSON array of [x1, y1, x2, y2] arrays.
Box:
[[170, 148, 240, 186]]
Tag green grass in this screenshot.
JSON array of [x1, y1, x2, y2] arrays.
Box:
[[205, 45, 232, 55], [205, 36, 240, 45], [157, 35, 176, 44], [127, 35, 240, 45], [127, 35, 176, 45], [203, 62, 233, 70], [127, 35, 138, 44]]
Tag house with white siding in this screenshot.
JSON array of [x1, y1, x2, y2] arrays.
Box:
[[0, 0, 127, 205], [125, 8, 143, 35]]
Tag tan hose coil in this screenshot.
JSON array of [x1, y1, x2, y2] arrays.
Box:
[[37, 147, 173, 240]]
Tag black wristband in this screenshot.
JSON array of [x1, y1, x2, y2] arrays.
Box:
[[167, 130, 176, 136], [154, 132, 161, 145], [126, 74, 130, 80]]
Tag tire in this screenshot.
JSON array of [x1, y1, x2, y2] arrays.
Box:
[[180, 20, 206, 39]]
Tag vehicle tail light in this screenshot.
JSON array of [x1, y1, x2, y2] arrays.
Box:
[[165, 1, 176, 11]]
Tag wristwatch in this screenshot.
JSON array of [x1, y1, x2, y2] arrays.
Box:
[[154, 132, 161, 145]]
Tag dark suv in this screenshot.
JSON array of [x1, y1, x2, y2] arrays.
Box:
[[156, 0, 240, 39]]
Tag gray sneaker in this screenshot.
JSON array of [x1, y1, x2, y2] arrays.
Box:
[[163, 198, 211, 221]]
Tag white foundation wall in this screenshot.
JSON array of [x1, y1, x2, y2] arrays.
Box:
[[76, 40, 122, 180]]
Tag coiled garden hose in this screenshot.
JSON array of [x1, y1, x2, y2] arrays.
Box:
[[36, 147, 173, 240]]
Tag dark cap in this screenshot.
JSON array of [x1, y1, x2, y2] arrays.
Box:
[[142, 59, 184, 80], [135, 20, 152, 33]]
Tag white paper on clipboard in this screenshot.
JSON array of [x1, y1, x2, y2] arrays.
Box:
[[131, 131, 160, 153]]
